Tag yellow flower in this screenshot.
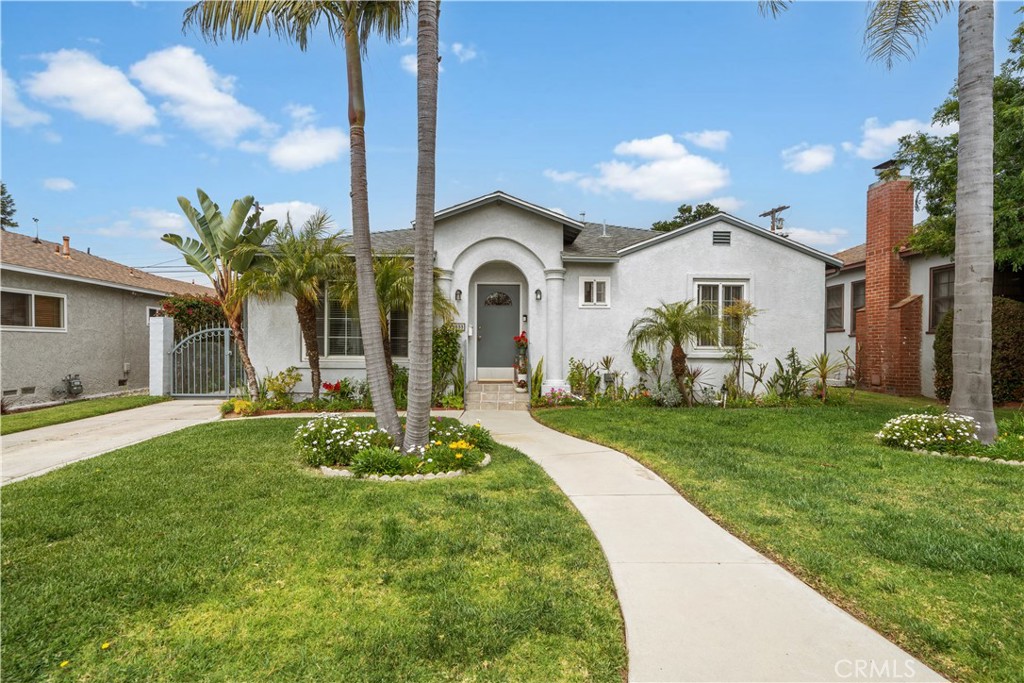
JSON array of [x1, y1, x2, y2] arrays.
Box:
[[101, 642, 111, 650], [60, 661, 70, 668], [456, 453, 463, 459]]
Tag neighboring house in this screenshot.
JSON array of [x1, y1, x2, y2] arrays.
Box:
[[1, 230, 213, 406], [248, 191, 841, 396], [825, 167, 1024, 398]]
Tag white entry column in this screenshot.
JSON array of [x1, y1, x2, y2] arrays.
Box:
[[541, 268, 569, 394]]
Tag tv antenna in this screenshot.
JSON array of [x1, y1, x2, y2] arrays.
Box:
[[758, 205, 790, 233]]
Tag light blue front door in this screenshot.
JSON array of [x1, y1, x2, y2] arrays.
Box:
[[476, 284, 520, 376]]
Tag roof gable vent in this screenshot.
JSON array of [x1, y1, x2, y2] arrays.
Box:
[[712, 230, 731, 246]]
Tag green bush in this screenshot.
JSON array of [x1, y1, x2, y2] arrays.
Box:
[[159, 294, 226, 339], [392, 364, 409, 409], [293, 416, 393, 467], [934, 296, 1024, 404], [432, 322, 462, 404], [264, 366, 302, 406], [351, 446, 412, 476]]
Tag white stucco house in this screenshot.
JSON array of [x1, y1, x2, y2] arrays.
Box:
[[247, 191, 842, 396]]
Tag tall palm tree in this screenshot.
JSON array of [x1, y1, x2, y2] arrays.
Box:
[[240, 210, 347, 401], [164, 189, 277, 399], [334, 254, 455, 389], [182, 0, 411, 440], [627, 300, 718, 397], [404, 0, 441, 451], [761, 0, 997, 443]]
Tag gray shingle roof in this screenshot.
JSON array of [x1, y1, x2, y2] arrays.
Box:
[[564, 222, 653, 258]]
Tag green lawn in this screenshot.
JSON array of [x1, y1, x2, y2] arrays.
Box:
[[1, 395, 170, 435], [535, 392, 1024, 683], [0, 419, 626, 682]]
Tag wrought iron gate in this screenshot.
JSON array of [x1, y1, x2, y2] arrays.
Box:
[[171, 327, 244, 397]]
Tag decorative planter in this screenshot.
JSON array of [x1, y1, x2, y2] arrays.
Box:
[[514, 386, 528, 394]]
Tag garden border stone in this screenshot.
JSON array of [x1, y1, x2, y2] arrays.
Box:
[[910, 448, 1023, 466], [319, 453, 492, 481]]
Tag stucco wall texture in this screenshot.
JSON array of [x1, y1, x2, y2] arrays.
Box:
[[1, 271, 161, 405], [247, 201, 832, 396]]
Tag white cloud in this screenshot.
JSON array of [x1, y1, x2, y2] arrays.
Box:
[[259, 201, 322, 228], [552, 134, 730, 202], [400, 37, 414, 47], [843, 117, 958, 160], [682, 129, 731, 151], [96, 208, 187, 239], [26, 50, 156, 133], [285, 103, 316, 125], [268, 126, 348, 171], [613, 134, 687, 160], [784, 226, 849, 248], [708, 196, 744, 213], [2, 68, 51, 127], [43, 177, 76, 191], [130, 46, 271, 145], [781, 143, 835, 173], [543, 169, 582, 183], [451, 43, 478, 63]]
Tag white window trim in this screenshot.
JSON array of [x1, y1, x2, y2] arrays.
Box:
[[578, 277, 611, 308], [692, 279, 747, 353], [147, 306, 162, 324], [1, 287, 67, 333], [304, 294, 410, 362]]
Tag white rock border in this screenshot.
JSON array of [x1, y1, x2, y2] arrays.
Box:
[[910, 448, 1023, 466], [319, 453, 492, 481]]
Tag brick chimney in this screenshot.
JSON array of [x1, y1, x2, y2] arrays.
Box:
[[62, 235, 71, 258], [857, 163, 922, 395]]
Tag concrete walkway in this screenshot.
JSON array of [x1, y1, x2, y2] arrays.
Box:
[[465, 409, 944, 683], [1, 400, 221, 485]]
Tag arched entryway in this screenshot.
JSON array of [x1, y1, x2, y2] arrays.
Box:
[[470, 261, 528, 380]]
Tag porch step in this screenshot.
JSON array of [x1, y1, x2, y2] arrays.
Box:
[[465, 381, 531, 411]]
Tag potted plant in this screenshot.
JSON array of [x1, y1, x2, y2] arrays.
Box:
[[514, 378, 528, 393]]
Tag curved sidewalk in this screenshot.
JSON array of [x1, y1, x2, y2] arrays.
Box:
[[1, 400, 222, 485], [464, 409, 944, 683]]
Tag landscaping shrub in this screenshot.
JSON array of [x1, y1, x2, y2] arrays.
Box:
[[159, 294, 225, 338], [264, 366, 302, 406], [934, 296, 1024, 404], [651, 381, 683, 407], [876, 412, 981, 453], [392, 363, 409, 408], [431, 322, 462, 404], [294, 415, 493, 475], [532, 388, 586, 408]]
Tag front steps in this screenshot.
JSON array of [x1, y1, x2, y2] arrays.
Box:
[[465, 381, 531, 411]]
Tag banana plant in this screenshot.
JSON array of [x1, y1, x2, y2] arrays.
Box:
[[163, 189, 276, 399]]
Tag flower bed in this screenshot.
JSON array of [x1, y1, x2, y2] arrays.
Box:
[[294, 415, 496, 479], [877, 411, 1024, 462]]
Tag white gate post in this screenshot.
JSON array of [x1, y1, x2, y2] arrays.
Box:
[[149, 317, 175, 396]]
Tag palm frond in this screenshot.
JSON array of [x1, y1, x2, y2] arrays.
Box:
[[757, 1, 792, 19], [865, 0, 952, 69], [182, 0, 335, 50]]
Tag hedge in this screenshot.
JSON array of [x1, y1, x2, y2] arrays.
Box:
[[934, 296, 1024, 403]]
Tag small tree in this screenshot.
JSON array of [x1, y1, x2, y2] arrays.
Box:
[[240, 210, 347, 401], [651, 203, 722, 232], [1, 182, 19, 231], [162, 189, 276, 399], [722, 299, 759, 395], [627, 300, 718, 405]]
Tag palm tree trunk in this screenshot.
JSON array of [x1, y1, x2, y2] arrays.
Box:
[[344, 20, 402, 441], [403, 0, 440, 451], [670, 344, 688, 398], [295, 298, 322, 401], [227, 313, 259, 400], [949, 1, 997, 443]]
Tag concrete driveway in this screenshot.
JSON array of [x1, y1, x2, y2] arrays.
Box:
[[1, 400, 221, 485]]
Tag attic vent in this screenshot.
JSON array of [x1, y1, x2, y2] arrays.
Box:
[[712, 230, 731, 246]]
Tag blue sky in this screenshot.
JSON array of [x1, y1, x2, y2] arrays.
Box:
[[2, 1, 1021, 279]]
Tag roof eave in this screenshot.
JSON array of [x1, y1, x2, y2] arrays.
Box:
[[561, 255, 620, 264], [1, 263, 202, 297]]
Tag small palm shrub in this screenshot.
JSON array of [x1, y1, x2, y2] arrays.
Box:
[[876, 412, 981, 453]]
